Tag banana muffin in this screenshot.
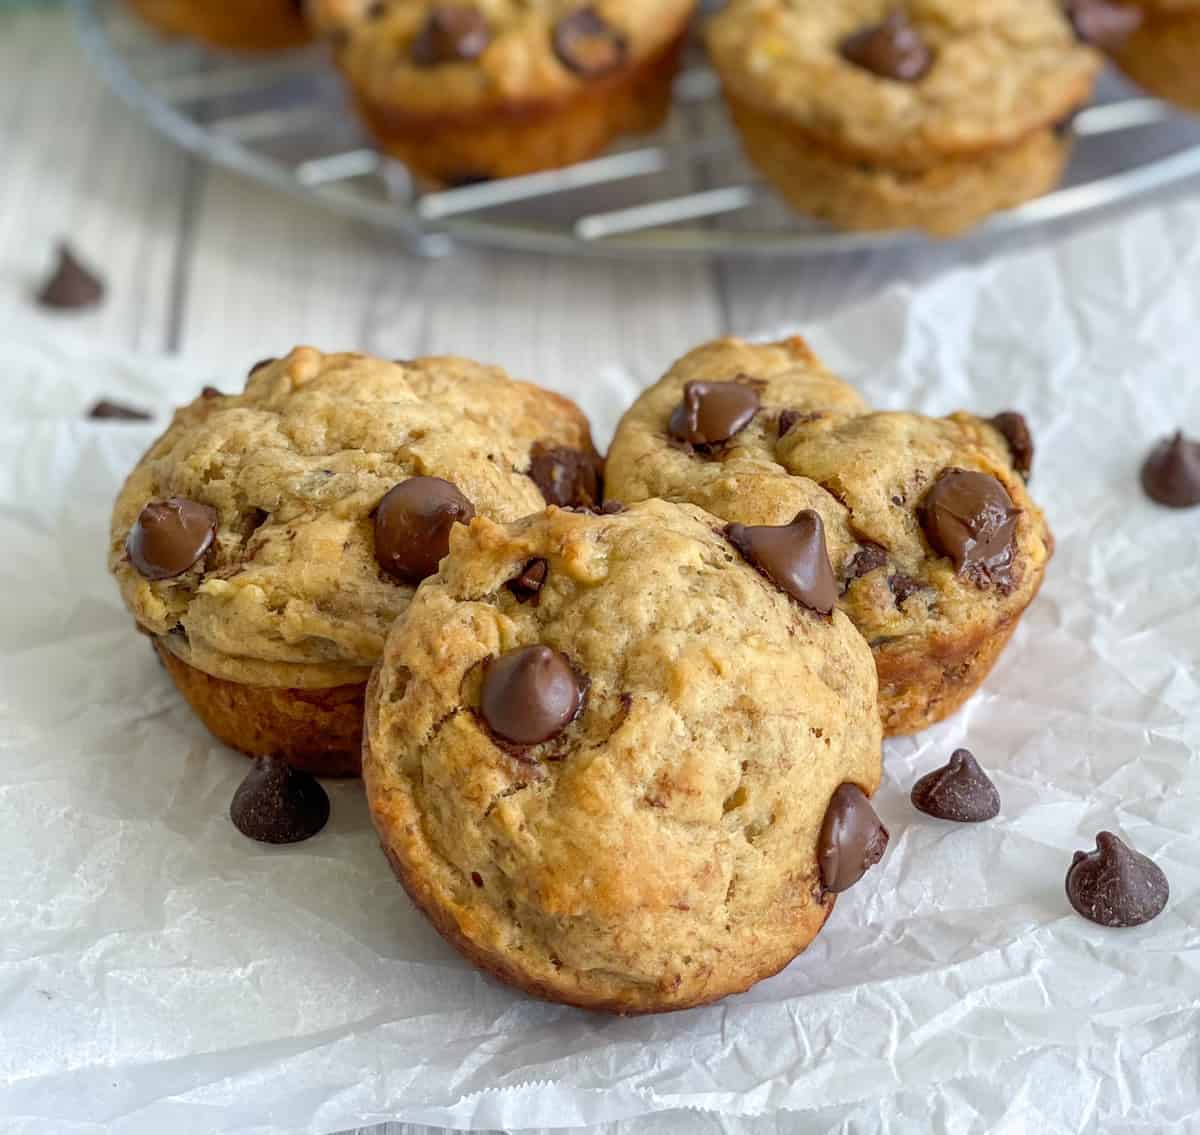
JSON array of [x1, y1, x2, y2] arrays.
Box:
[[705, 0, 1103, 236], [109, 349, 600, 776], [363, 500, 886, 1012], [309, 0, 696, 183], [605, 337, 1053, 736], [126, 0, 312, 51], [1109, 0, 1200, 110]]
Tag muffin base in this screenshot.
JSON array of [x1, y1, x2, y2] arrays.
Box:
[[154, 639, 364, 777], [126, 0, 311, 52], [348, 30, 688, 184], [1115, 10, 1200, 111], [725, 94, 1072, 237]]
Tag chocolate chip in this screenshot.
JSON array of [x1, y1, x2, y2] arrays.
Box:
[[1141, 432, 1200, 509], [919, 468, 1020, 590], [553, 7, 628, 78], [480, 644, 584, 746], [127, 498, 218, 581], [1065, 0, 1142, 50], [888, 573, 925, 607], [200, 386, 223, 399], [35, 243, 104, 310], [778, 409, 820, 439], [248, 357, 276, 377], [910, 749, 1000, 822], [990, 412, 1034, 480], [88, 399, 151, 421], [599, 500, 626, 514], [1066, 832, 1168, 927], [725, 510, 838, 614], [411, 5, 491, 65], [374, 476, 475, 583], [506, 558, 548, 604], [845, 541, 887, 581], [668, 380, 761, 448], [839, 10, 933, 82], [818, 783, 889, 894], [230, 756, 330, 845], [528, 442, 602, 508]]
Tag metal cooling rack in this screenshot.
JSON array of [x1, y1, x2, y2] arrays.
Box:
[[75, 0, 1200, 259]]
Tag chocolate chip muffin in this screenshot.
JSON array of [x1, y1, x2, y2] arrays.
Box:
[[1109, 0, 1200, 110], [705, 0, 1103, 236], [605, 338, 1053, 736], [308, 0, 696, 183], [363, 500, 886, 1012], [125, 0, 312, 51], [109, 349, 600, 777]]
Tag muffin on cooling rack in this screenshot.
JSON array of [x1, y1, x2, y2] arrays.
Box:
[[605, 337, 1053, 736], [1109, 0, 1200, 110], [308, 0, 696, 183], [126, 0, 312, 51], [109, 349, 600, 776], [705, 0, 1104, 236], [364, 500, 887, 1012]]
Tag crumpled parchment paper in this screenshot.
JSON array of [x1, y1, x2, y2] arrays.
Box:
[[2, 204, 1199, 1135]]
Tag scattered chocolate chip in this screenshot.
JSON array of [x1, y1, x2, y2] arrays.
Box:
[[1141, 432, 1200, 509], [528, 442, 602, 509], [411, 5, 491, 65], [248, 357, 276, 377], [553, 6, 628, 78], [888, 573, 925, 607], [480, 644, 584, 746], [910, 749, 1000, 822], [990, 412, 1034, 480], [506, 558, 548, 604], [778, 409, 820, 439], [845, 541, 887, 581], [818, 783, 889, 894], [1066, 832, 1168, 927], [230, 756, 330, 845], [374, 476, 475, 583], [725, 510, 838, 614], [127, 498, 218, 581], [1064, 0, 1142, 50], [839, 10, 933, 82], [668, 380, 761, 448], [88, 399, 151, 422], [471, 871, 484, 887], [919, 468, 1020, 590], [35, 243, 104, 310]]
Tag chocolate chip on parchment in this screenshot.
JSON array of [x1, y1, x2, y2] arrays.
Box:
[[919, 468, 1020, 590], [818, 783, 889, 894], [839, 10, 933, 82], [88, 399, 151, 422], [127, 498, 218, 580], [528, 442, 602, 508], [668, 380, 761, 448], [36, 243, 105, 310], [506, 558, 548, 604], [990, 412, 1035, 480], [230, 756, 330, 845], [1064, 0, 1142, 50], [1066, 831, 1168, 927], [553, 7, 628, 78], [411, 5, 491, 65], [725, 509, 838, 614], [374, 476, 475, 583], [911, 749, 1000, 822], [1141, 432, 1200, 509], [480, 644, 584, 746]]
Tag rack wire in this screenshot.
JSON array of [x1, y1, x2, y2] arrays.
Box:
[[75, 0, 1200, 259]]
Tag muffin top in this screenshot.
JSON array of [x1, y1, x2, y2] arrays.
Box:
[[310, 0, 696, 114], [706, 0, 1102, 165], [364, 500, 884, 1012], [110, 348, 598, 689]]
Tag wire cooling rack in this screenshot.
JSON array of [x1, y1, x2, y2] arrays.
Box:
[[76, 0, 1200, 259]]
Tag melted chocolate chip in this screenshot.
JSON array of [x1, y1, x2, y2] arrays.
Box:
[[230, 756, 330, 845], [778, 409, 820, 439], [818, 783, 889, 894], [506, 558, 548, 604], [127, 498, 218, 581], [1065, 0, 1142, 50], [36, 243, 104, 310], [668, 380, 761, 448], [919, 468, 1020, 590], [845, 542, 887, 581], [88, 399, 151, 422], [1066, 832, 1168, 927], [248, 357, 276, 377], [411, 5, 491, 65], [553, 7, 628, 78], [911, 749, 1000, 822], [839, 10, 933, 82], [528, 442, 602, 509], [374, 476, 475, 583], [725, 510, 838, 614], [888, 573, 925, 607], [990, 412, 1034, 480], [1141, 432, 1200, 509], [480, 644, 584, 746]]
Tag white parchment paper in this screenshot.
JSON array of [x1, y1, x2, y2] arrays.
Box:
[[2, 204, 1199, 1135]]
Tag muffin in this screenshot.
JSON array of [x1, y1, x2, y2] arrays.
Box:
[[109, 349, 600, 776], [125, 0, 312, 51], [1109, 0, 1200, 110], [308, 0, 696, 183], [363, 500, 887, 1013], [605, 337, 1053, 736], [705, 0, 1103, 236]]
